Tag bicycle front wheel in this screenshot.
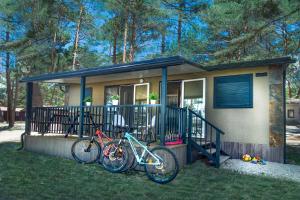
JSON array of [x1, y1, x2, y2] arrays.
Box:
[[71, 138, 101, 164], [144, 146, 179, 184], [101, 140, 129, 173]]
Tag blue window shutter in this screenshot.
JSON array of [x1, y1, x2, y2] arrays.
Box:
[[214, 74, 253, 108], [85, 87, 93, 98]]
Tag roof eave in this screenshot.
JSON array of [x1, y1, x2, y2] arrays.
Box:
[[204, 57, 296, 71], [20, 56, 203, 83]]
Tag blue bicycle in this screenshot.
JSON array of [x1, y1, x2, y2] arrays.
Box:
[[101, 132, 179, 184]]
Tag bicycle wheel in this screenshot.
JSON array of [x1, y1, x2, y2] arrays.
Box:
[[144, 146, 179, 184], [120, 141, 135, 172], [101, 140, 129, 173], [71, 138, 101, 164]]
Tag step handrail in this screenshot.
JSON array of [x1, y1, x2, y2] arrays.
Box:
[[187, 108, 225, 167], [188, 109, 225, 135]]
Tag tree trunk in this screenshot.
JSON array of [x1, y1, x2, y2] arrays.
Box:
[[72, 5, 84, 70], [51, 32, 57, 72], [287, 80, 292, 98], [296, 88, 300, 99], [177, 1, 185, 52], [161, 31, 166, 54], [282, 23, 289, 55], [122, 18, 128, 63], [12, 75, 20, 123], [112, 32, 118, 64], [5, 31, 14, 128], [32, 83, 43, 107], [129, 14, 136, 62]]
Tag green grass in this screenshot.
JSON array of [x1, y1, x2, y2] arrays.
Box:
[[287, 145, 300, 165], [0, 143, 299, 200]]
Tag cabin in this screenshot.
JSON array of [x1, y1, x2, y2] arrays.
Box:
[[20, 56, 295, 166], [0, 107, 25, 122], [286, 99, 300, 125]]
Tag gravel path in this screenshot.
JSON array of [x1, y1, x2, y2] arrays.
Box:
[[221, 159, 300, 182], [0, 123, 25, 143], [286, 125, 300, 133]]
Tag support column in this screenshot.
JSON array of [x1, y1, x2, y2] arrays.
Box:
[[79, 76, 86, 138], [269, 65, 285, 163], [160, 67, 167, 145], [25, 82, 33, 134]]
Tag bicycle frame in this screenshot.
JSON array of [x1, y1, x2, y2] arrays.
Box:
[[94, 129, 112, 149], [124, 132, 162, 166]]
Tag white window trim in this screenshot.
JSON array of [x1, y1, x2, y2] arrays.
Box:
[[181, 78, 206, 116], [133, 83, 150, 104]]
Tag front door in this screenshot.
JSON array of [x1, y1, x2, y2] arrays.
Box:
[[181, 78, 206, 117], [120, 85, 134, 105]]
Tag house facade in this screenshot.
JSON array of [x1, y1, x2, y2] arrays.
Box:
[[20, 56, 295, 165]]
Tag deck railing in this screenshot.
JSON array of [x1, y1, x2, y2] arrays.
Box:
[[31, 104, 187, 143], [166, 106, 187, 143]]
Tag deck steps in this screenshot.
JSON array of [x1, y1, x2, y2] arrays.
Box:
[[206, 148, 216, 154], [196, 141, 212, 147], [219, 155, 230, 165]]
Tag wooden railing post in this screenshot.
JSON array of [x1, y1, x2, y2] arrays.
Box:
[[182, 108, 187, 144], [25, 82, 33, 134], [215, 130, 221, 168], [160, 67, 167, 145], [187, 109, 193, 164], [79, 76, 86, 138]]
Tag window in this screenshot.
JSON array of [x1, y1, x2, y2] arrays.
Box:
[[159, 81, 181, 107], [288, 109, 295, 118], [214, 74, 253, 108], [104, 86, 119, 104], [134, 83, 149, 105], [104, 85, 135, 105], [85, 87, 93, 98]]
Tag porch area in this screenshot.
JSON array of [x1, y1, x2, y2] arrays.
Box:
[[30, 105, 186, 144], [21, 56, 226, 167]]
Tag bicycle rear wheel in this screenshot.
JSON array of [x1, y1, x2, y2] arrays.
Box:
[[71, 138, 101, 164], [118, 140, 135, 172], [144, 146, 179, 184], [101, 140, 129, 173]]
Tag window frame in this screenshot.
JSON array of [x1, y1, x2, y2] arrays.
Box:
[[288, 109, 295, 118], [133, 83, 150, 105], [85, 87, 93, 98], [213, 74, 253, 109]]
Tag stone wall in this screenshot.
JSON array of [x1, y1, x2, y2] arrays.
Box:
[[268, 65, 285, 162]]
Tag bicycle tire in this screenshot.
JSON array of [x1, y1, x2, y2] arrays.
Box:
[[144, 146, 179, 184], [101, 140, 129, 173], [71, 138, 101, 164], [120, 141, 135, 172]]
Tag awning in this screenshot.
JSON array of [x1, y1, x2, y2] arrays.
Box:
[[20, 56, 205, 84]]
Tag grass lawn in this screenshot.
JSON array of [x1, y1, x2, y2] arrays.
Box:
[[0, 143, 299, 200], [287, 145, 300, 165]]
